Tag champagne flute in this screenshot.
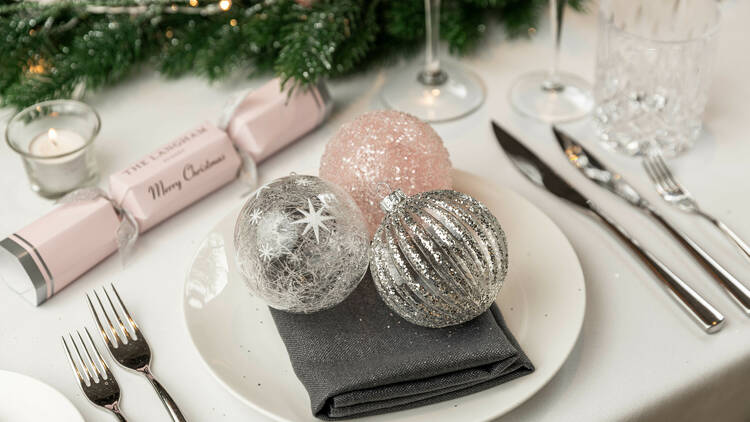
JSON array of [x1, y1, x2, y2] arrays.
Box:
[[509, 0, 593, 122], [380, 0, 485, 122]]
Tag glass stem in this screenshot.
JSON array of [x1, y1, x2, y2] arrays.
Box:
[[419, 0, 447, 86], [543, 0, 565, 91]]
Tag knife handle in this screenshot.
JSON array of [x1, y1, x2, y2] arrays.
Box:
[[586, 202, 725, 333], [643, 206, 750, 315]]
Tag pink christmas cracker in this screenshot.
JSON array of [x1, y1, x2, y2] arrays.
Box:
[[0, 198, 120, 305], [109, 122, 241, 233], [225, 78, 332, 163]]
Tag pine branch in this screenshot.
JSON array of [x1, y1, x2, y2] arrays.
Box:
[[442, 0, 485, 54], [275, 0, 363, 89], [0, 0, 588, 109]]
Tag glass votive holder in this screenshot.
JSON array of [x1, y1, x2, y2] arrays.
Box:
[[6, 100, 100, 198], [593, 0, 720, 157]]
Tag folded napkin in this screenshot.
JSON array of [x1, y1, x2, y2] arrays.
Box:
[[270, 274, 534, 420]]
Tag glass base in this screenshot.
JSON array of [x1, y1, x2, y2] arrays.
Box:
[[509, 71, 593, 123], [593, 103, 700, 158], [381, 62, 485, 123], [29, 172, 99, 199]]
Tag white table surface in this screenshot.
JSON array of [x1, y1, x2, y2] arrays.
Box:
[[2, 2, 750, 421]]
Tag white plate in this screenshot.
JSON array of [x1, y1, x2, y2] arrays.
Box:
[[0, 370, 83, 422], [183, 170, 586, 422]]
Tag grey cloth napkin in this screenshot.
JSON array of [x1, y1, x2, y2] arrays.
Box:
[[270, 275, 534, 420]]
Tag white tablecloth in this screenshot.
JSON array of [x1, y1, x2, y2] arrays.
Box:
[[2, 2, 750, 421]]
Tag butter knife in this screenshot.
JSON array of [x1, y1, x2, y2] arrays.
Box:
[[554, 127, 750, 315], [491, 121, 724, 333]]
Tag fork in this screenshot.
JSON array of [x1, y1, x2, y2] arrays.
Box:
[[87, 284, 187, 422], [62, 328, 128, 421], [643, 150, 750, 262]]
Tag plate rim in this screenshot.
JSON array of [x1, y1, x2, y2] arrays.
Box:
[[182, 169, 586, 421], [0, 369, 84, 422]]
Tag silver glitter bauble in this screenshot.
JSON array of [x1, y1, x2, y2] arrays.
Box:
[[234, 174, 370, 313], [369, 189, 508, 328]]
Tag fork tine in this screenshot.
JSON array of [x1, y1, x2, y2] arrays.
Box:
[[87, 293, 113, 349], [643, 156, 667, 194], [77, 330, 102, 382], [651, 150, 671, 178], [69, 333, 93, 385], [93, 289, 125, 346], [651, 152, 680, 192], [85, 327, 111, 379], [110, 283, 140, 336], [646, 152, 673, 192], [642, 156, 659, 184], [646, 152, 667, 184], [103, 286, 134, 342], [62, 336, 85, 387], [656, 154, 683, 191]]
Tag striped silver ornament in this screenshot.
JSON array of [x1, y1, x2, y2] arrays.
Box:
[[369, 189, 508, 328]]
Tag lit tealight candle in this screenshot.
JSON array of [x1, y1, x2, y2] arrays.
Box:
[[6, 99, 100, 198], [29, 128, 87, 157], [24, 127, 94, 196]]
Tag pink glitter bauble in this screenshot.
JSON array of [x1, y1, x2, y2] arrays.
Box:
[[319, 110, 452, 234]]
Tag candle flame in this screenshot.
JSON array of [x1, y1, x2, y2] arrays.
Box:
[[219, 0, 231, 11], [48, 128, 58, 146]]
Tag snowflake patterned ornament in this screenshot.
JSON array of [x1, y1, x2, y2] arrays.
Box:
[[293, 199, 334, 242], [234, 174, 370, 313]]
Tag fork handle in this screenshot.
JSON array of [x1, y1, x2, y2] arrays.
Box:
[[112, 411, 128, 422], [645, 206, 750, 315], [144, 369, 187, 422], [698, 210, 750, 262], [587, 202, 725, 333], [110, 402, 128, 422]]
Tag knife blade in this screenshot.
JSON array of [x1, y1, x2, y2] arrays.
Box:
[[491, 120, 724, 333], [491, 121, 591, 210], [553, 127, 750, 314]]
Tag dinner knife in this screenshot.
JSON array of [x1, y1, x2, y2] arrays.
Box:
[[554, 127, 750, 315], [491, 121, 724, 333]]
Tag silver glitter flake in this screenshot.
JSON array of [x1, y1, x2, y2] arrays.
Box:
[[369, 189, 508, 328], [234, 174, 370, 313]]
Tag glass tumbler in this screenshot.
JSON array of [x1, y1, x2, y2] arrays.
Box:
[[593, 0, 720, 156]]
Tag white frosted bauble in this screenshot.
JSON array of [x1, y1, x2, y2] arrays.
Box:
[[234, 174, 370, 313]]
